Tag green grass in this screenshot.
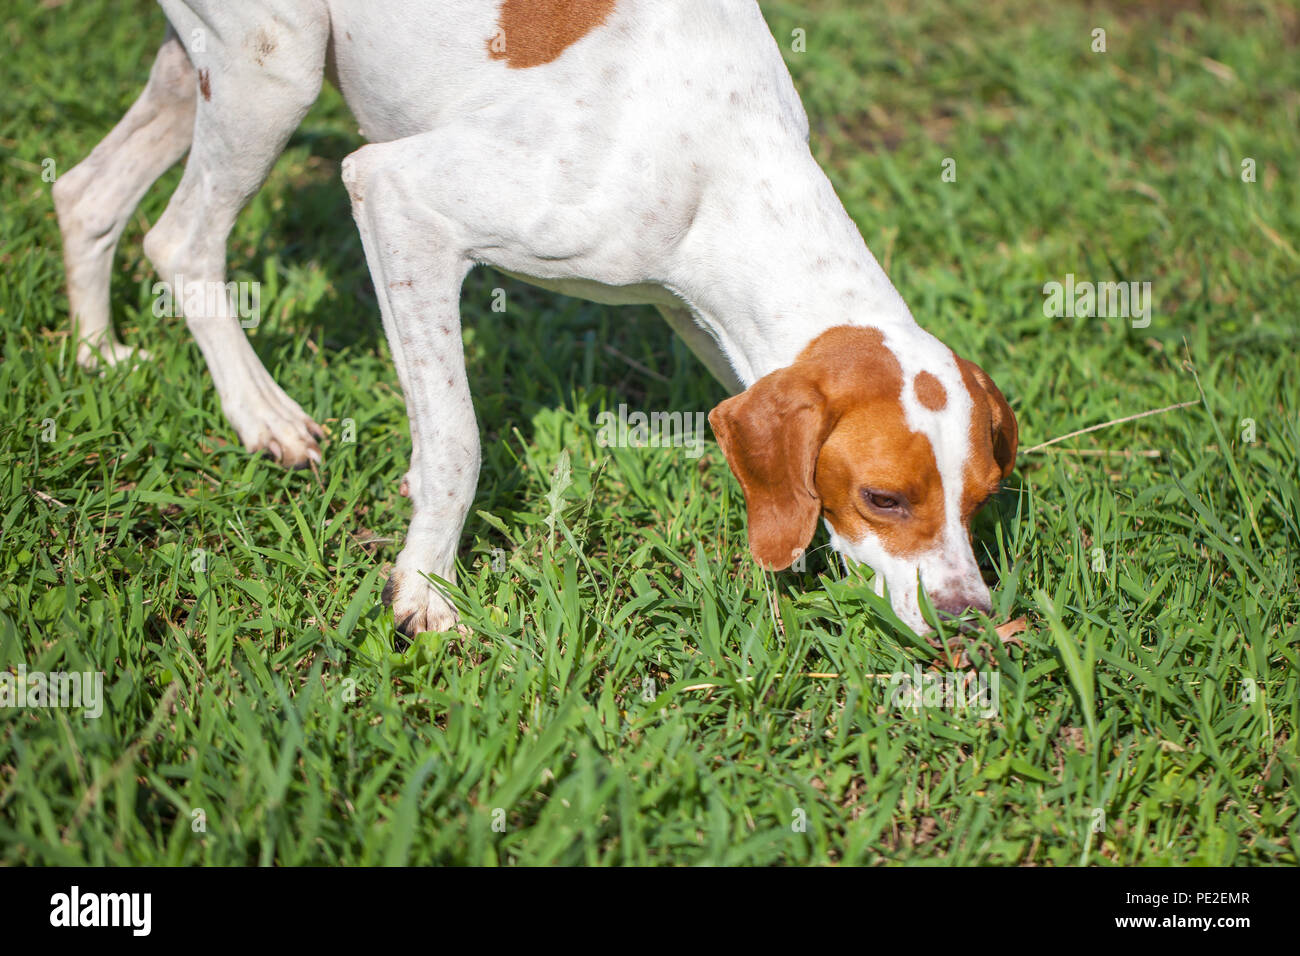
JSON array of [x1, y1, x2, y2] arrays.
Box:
[[1, 0, 1297, 865]]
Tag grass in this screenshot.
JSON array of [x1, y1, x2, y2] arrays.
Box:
[[0, 0, 1296, 865]]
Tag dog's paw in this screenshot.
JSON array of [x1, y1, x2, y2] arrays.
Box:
[[228, 394, 325, 470], [77, 340, 151, 371], [382, 570, 460, 637]]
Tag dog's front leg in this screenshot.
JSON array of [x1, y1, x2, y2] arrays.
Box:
[[655, 304, 745, 395], [342, 144, 479, 638]]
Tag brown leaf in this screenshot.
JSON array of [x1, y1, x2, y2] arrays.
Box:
[[995, 617, 1028, 646]]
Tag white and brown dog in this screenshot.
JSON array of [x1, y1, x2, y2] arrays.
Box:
[[54, 0, 1017, 636]]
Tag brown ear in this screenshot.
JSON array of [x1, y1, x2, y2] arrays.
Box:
[[708, 368, 834, 570], [960, 358, 1018, 479]]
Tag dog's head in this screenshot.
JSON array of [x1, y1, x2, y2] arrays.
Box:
[[709, 325, 1017, 633]]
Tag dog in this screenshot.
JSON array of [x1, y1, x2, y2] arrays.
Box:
[[53, 0, 1017, 637]]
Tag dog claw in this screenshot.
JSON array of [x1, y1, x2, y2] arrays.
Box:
[[233, 394, 326, 470], [382, 570, 459, 637], [255, 432, 321, 469]]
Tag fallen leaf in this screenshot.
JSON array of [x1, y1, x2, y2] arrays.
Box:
[[995, 617, 1029, 645]]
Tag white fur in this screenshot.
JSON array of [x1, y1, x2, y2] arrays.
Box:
[[56, 0, 990, 634]]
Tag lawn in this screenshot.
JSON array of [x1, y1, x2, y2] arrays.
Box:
[[0, 0, 1296, 865]]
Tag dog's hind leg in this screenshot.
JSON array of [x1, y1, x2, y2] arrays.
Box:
[[53, 28, 195, 369], [140, 1, 330, 467]]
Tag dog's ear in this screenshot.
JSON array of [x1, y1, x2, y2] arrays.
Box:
[[959, 358, 1018, 479], [709, 368, 834, 570]]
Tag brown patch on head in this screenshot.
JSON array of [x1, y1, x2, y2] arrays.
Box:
[[488, 0, 617, 68], [913, 371, 947, 411], [709, 327, 946, 568], [197, 68, 211, 101], [808, 332, 944, 559], [815, 398, 945, 560], [956, 357, 1018, 519]]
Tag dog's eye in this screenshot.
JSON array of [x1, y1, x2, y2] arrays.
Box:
[[863, 490, 903, 512]]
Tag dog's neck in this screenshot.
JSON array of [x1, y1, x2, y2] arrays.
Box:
[[668, 144, 920, 386]]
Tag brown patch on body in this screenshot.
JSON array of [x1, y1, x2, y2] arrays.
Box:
[[488, 0, 617, 68], [197, 68, 211, 101], [913, 371, 947, 411]]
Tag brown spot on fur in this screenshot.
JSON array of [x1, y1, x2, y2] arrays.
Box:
[[914, 371, 947, 411], [488, 0, 617, 68], [251, 28, 276, 66], [197, 68, 211, 101]]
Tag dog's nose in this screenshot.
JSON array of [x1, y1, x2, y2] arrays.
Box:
[[932, 590, 992, 619]]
